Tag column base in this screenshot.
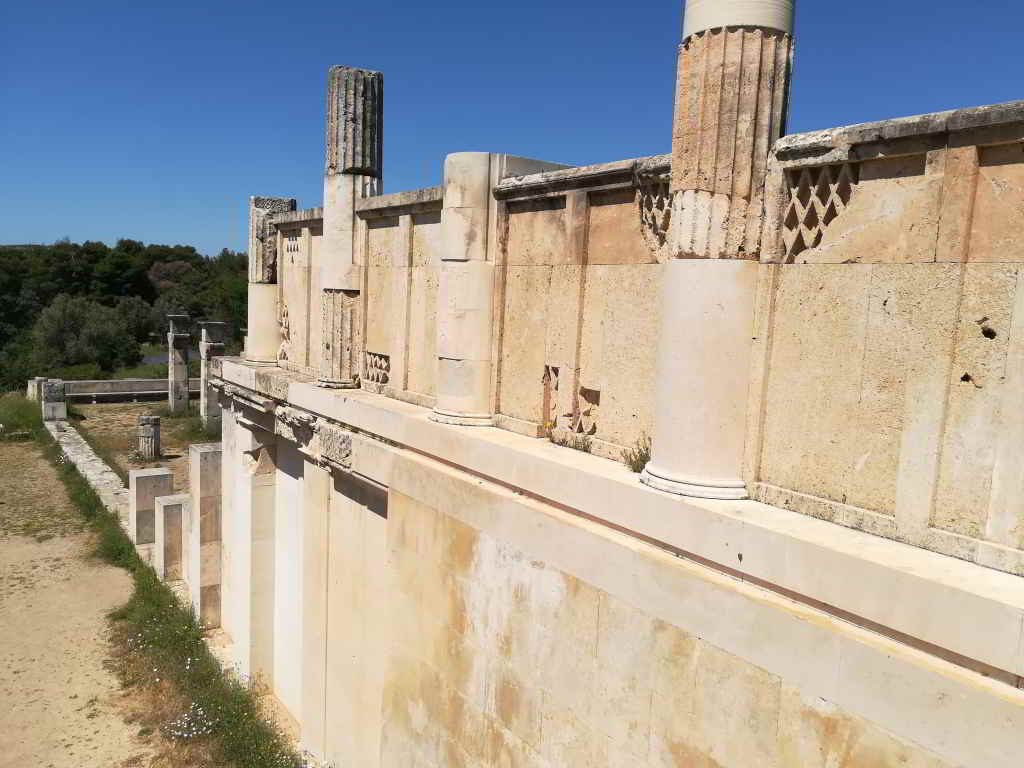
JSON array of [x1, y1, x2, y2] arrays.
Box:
[[640, 463, 748, 501], [430, 408, 494, 427]]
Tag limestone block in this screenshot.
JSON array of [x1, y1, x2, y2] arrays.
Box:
[[505, 198, 569, 266], [933, 264, 1018, 539], [497, 265, 551, 424], [365, 265, 394, 357], [40, 379, 67, 421], [648, 620, 700, 768], [935, 146, 980, 263], [443, 152, 491, 210], [129, 467, 173, 546], [587, 189, 658, 265], [246, 282, 281, 364], [188, 443, 222, 627], [682, 0, 795, 38], [437, 261, 495, 362], [407, 262, 439, 397], [591, 593, 655, 758], [154, 494, 188, 581], [969, 143, 1024, 262]]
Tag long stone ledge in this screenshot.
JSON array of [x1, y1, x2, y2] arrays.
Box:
[[354, 186, 443, 217], [45, 421, 129, 527], [493, 153, 670, 200], [775, 99, 1024, 162], [216, 357, 1024, 682], [269, 206, 323, 227]]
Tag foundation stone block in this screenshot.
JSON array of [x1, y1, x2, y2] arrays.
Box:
[[129, 467, 174, 546], [188, 443, 222, 627], [154, 494, 189, 581]]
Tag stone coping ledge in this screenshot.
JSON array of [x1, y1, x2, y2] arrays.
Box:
[[776, 99, 1024, 162], [215, 357, 1024, 682], [45, 421, 129, 527], [269, 207, 323, 227], [494, 154, 670, 200], [355, 186, 443, 218]]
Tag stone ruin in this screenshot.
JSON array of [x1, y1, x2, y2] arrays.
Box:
[[57, 2, 1024, 766]]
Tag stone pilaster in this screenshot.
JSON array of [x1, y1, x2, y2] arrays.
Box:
[[40, 378, 67, 422], [642, 0, 794, 500], [319, 66, 383, 388], [154, 494, 189, 581], [188, 443, 222, 628], [198, 322, 227, 431], [129, 467, 173, 548], [167, 314, 191, 414], [432, 152, 496, 425], [247, 196, 296, 365]]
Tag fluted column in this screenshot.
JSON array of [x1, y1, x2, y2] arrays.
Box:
[[247, 196, 296, 365], [641, 0, 794, 499], [319, 66, 383, 388]]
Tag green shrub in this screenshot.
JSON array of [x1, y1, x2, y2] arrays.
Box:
[[622, 433, 652, 473], [0, 392, 43, 440]]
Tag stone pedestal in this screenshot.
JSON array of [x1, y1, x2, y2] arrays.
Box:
[[198, 322, 227, 432], [187, 443, 223, 628], [318, 67, 383, 389], [137, 416, 161, 460], [129, 467, 174, 547], [167, 314, 190, 414], [642, 0, 793, 499], [40, 379, 67, 422], [154, 494, 189, 581]]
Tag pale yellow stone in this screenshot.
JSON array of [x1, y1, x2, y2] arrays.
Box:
[[969, 144, 1024, 262]]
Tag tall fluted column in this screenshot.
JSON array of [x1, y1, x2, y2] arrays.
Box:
[[318, 66, 383, 388], [641, 0, 794, 499], [247, 196, 296, 365]]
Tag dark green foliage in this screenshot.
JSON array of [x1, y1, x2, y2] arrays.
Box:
[[0, 240, 247, 390]]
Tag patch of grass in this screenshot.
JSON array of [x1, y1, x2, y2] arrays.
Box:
[[37, 427, 304, 767], [68, 404, 130, 484], [180, 415, 221, 443], [622, 432, 652, 473], [0, 392, 43, 441], [551, 429, 593, 454]]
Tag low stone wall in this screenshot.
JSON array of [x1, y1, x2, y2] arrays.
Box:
[[64, 378, 201, 403], [45, 421, 129, 526]]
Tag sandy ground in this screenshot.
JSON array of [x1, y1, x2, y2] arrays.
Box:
[[73, 403, 200, 493], [0, 441, 158, 768]]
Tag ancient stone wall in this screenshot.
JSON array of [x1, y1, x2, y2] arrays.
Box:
[[749, 104, 1024, 574]]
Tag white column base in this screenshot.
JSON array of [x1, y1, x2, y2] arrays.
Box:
[[429, 409, 494, 427], [640, 463, 748, 500]]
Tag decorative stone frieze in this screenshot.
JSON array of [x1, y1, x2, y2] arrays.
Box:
[[319, 288, 362, 388], [782, 163, 859, 260]]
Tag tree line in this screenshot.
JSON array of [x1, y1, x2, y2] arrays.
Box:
[[0, 239, 247, 390]]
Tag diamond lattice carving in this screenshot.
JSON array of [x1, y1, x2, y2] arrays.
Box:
[[782, 164, 859, 261]]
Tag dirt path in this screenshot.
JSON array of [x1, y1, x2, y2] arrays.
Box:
[[0, 441, 154, 768]]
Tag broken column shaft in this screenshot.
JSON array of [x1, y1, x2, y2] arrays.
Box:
[[318, 66, 383, 388], [137, 415, 161, 460]]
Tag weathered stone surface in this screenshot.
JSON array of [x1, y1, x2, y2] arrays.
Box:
[[324, 66, 383, 178], [137, 415, 161, 460], [248, 196, 297, 284]]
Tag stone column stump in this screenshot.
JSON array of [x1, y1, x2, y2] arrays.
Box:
[[137, 415, 161, 460], [167, 314, 191, 414]]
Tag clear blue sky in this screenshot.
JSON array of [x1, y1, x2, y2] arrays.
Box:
[[1, 1, 1020, 256]]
